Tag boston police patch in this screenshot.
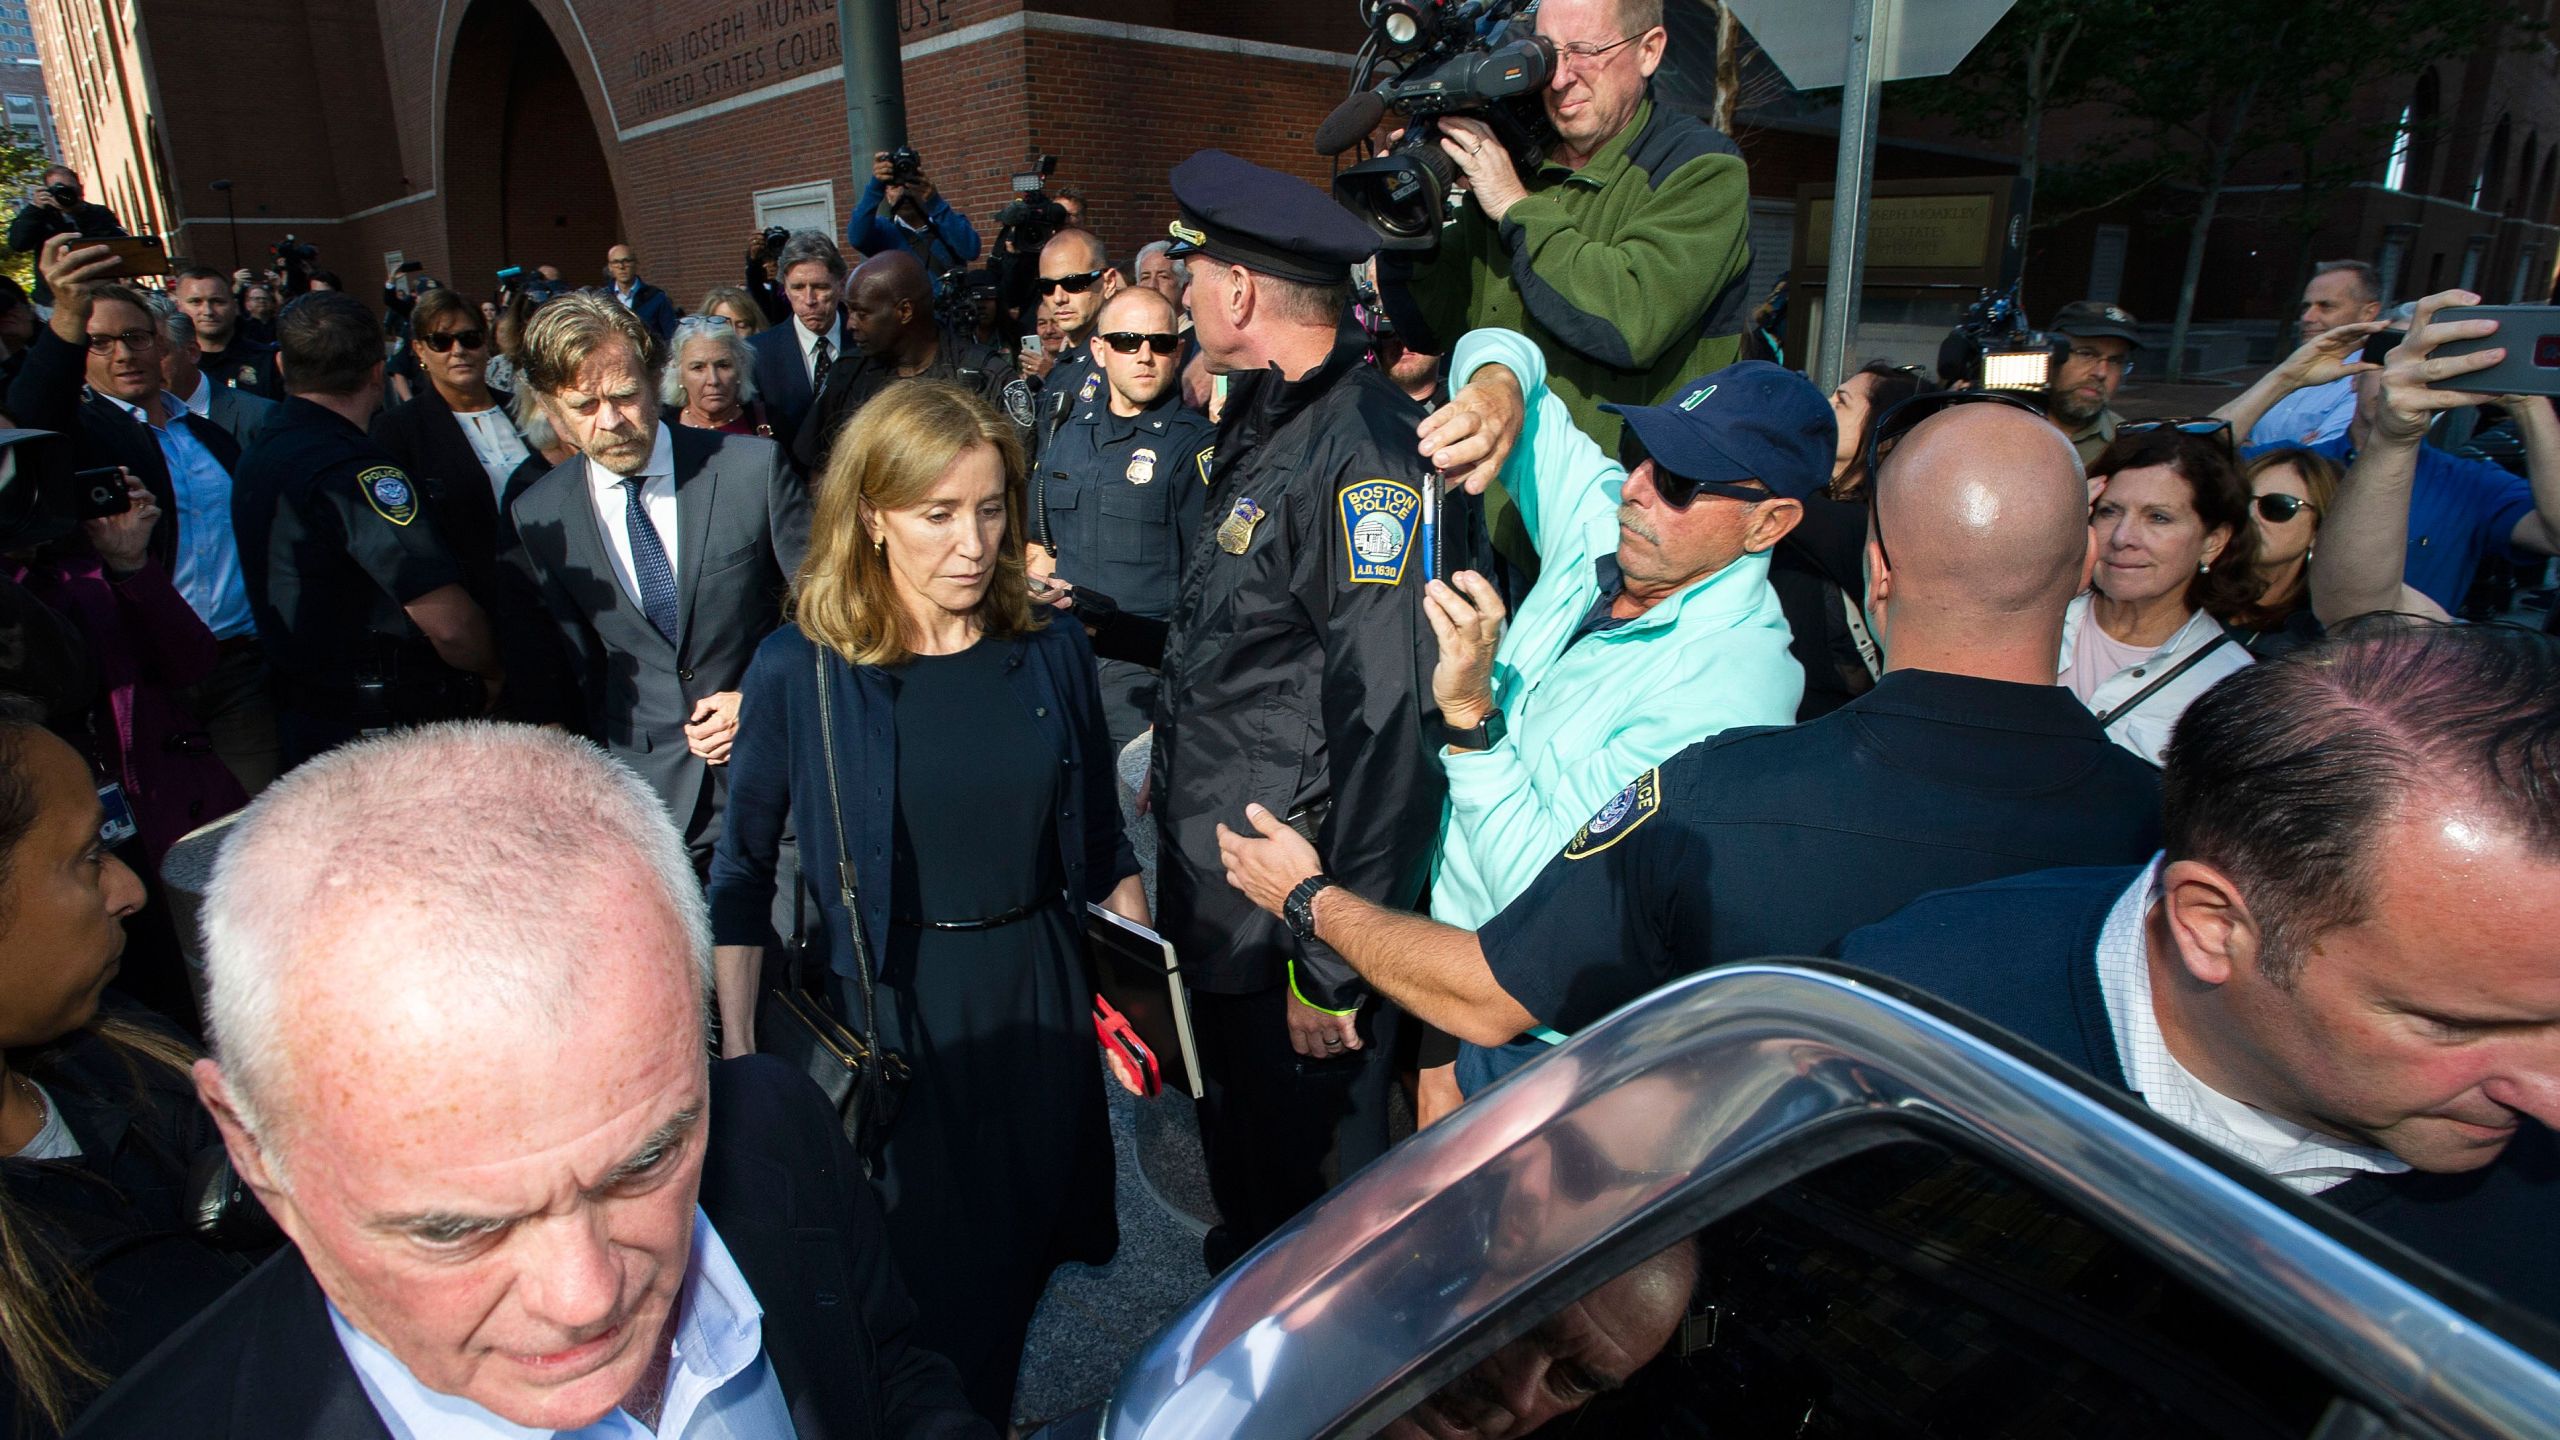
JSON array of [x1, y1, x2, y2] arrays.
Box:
[[1563, 769, 1661, 860], [1001, 377, 1036, 428], [358, 465, 419, 526], [1339, 478, 1420, 585], [1194, 446, 1216, 485]]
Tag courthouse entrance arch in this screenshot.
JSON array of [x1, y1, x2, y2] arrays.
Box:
[[443, 0, 626, 296]]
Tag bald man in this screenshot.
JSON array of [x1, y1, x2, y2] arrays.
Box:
[[1029, 228, 1123, 458], [75, 724, 987, 1438], [1217, 397, 2168, 1094], [791, 249, 1019, 473]]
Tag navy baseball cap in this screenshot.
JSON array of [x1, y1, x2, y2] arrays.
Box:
[[1164, 149, 1378, 285], [1601, 361, 1837, 501]]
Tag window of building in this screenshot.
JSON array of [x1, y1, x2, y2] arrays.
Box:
[[2382, 104, 2412, 191]]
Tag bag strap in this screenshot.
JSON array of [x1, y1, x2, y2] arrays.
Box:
[[812, 645, 883, 1072], [2095, 631, 2233, 730]]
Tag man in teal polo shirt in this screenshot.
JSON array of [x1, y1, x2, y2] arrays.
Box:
[[1387, 327, 1821, 1109]]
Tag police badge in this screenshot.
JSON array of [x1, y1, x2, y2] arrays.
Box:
[[357, 465, 419, 526], [1215, 498, 1263, 555], [1001, 378, 1036, 429], [1338, 478, 1420, 585], [1125, 447, 1158, 485], [1563, 769, 1661, 859]]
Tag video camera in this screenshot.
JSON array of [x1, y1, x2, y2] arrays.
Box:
[[1950, 280, 2058, 394], [495, 265, 574, 307], [1316, 0, 1555, 250], [0, 429, 91, 554], [994, 154, 1065, 252]]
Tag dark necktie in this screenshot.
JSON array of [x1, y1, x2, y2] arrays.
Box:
[[619, 476, 680, 645], [813, 335, 833, 392]]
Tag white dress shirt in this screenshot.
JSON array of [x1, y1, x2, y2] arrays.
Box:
[[332, 1209, 796, 1439], [2094, 858, 2409, 1195], [793, 313, 842, 388], [584, 423, 679, 610], [176, 371, 214, 419]]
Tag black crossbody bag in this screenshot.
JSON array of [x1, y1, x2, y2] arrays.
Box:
[[755, 646, 910, 1169]]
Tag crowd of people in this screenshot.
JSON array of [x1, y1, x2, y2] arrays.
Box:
[[2, 0, 2558, 1434]]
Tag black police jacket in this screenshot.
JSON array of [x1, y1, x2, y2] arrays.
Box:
[[1032, 390, 1215, 621], [1150, 335, 1448, 1006], [2, 1014, 262, 1435]]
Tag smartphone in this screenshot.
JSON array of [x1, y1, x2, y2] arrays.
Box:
[[2431, 306, 2560, 396], [1027, 573, 1064, 601], [1019, 333, 1044, 362], [73, 466, 130, 520], [91, 234, 169, 277], [395, 259, 424, 274]]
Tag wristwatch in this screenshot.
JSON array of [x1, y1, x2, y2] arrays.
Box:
[[1441, 707, 1508, 753], [1282, 873, 1338, 943]]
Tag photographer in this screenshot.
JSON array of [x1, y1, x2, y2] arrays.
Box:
[[742, 226, 795, 325], [846, 148, 981, 295], [8, 167, 126, 306], [1379, 0, 1752, 580]]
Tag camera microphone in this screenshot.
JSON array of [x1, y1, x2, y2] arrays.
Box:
[[1314, 89, 1390, 156]]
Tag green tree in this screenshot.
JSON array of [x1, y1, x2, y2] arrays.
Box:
[[2108, 0, 2531, 377], [1894, 0, 2144, 236]]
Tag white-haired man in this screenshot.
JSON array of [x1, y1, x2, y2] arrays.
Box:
[[72, 723, 989, 1439]]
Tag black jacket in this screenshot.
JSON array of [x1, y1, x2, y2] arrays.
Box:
[[7, 330, 245, 580], [3, 1019, 262, 1437], [789, 331, 1019, 474], [1841, 865, 2560, 1328], [370, 387, 580, 725], [1150, 335, 1451, 1005], [9, 202, 126, 304], [67, 1056, 990, 1440]]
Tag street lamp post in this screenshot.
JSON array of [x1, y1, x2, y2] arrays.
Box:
[[209, 179, 237, 271]]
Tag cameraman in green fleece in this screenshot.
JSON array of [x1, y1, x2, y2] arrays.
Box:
[[1380, 0, 1754, 583]]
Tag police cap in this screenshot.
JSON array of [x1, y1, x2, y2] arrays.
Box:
[[1163, 150, 1378, 286]]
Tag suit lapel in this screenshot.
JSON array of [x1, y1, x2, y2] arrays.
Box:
[[673, 427, 718, 650], [237, 1253, 400, 1439]]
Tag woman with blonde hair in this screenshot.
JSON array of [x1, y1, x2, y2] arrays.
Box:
[[709, 379, 1142, 1427]]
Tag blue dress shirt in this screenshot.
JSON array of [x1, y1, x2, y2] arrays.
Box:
[[101, 389, 255, 639]]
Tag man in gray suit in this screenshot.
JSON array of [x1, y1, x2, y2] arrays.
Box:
[[157, 304, 278, 452], [506, 292, 811, 862]]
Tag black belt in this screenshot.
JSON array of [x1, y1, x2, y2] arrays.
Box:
[[891, 899, 1042, 931]]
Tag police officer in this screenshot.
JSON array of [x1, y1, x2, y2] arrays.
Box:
[[1034, 284, 1215, 751], [1141, 150, 1522, 1271], [232, 291, 502, 764], [1026, 228, 1122, 462], [789, 249, 1018, 473]]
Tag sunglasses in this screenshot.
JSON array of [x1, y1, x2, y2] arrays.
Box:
[[2118, 416, 2232, 448], [1100, 331, 1181, 355], [1616, 430, 1770, 510], [2254, 492, 2321, 523], [419, 329, 487, 353], [1038, 268, 1108, 297], [1860, 389, 2055, 572]]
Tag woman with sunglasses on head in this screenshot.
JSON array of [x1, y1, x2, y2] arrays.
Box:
[[1769, 362, 1933, 719], [2062, 424, 2260, 764]]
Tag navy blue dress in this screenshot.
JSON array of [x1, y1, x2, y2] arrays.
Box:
[[711, 618, 1137, 1427]]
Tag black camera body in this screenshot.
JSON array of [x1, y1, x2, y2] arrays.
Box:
[[994, 154, 1065, 249], [759, 224, 792, 255], [888, 146, 925, 185], [1320, 0, 1555, 251], [272, 234, 317, 263], [44, 181, 78, 207]]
